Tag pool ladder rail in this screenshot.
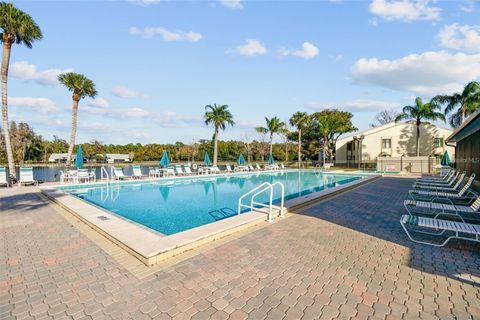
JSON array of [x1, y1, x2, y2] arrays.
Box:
[[238, 182, 285, 222]]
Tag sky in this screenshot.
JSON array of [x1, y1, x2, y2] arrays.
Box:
[[6, 0, 480, 145]]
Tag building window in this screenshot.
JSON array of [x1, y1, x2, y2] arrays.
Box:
[[382, 138, 392, 149], [434, 138, 444, 148]]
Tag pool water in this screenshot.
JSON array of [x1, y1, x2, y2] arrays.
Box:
[[59, 170, 366, 235]]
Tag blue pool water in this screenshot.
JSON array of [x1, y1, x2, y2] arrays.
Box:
[[59, 170, 367, 235]]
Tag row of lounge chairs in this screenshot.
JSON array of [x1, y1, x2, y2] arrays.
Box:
[[0, 167, 37, 187], [400, 169, 480, 246]]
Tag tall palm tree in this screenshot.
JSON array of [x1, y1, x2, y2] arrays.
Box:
[[256, 116, 286, 157], [204, 104, 235, 166], [289, 111, 310, 168], [58, 72, 97, 166], [433, 81, 480, 128], [0, 2, 42, 180], [395, 97, 445, 156]]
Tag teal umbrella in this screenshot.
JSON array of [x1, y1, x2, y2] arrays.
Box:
[[204, 152, 212, 166], [160, 150, 170, 168], [268, 153, 275, 165], [75, 145, 84, 168], [237, 154, 246, 165], [441, 150, 451, 166]]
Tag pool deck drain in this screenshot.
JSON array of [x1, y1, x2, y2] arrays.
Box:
[[41, 173, 380, 266]]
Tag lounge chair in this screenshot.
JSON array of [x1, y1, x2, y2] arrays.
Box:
[[413, 171, 460, 187], [226, 165, 233, 173], [248, 165, 255, 171], [19, 167, 37, 186], [0, 167, 9, 187], [403, 196, 480, 221], [210, 166, 221, 174], [174, 165, 186, 176], [76, 169, 91, 183], [184, 166, 193, 175], [132, 165, 147, 179], [113, 167, 131, 180], [280, 163, 285, 169], [409, 174, 477, 201], [413, 172, 466, 192], [400, 215, 480, 247], [416, 169, 454, 183], [255, 164, 262, 171], [165, 167, 175, 177]]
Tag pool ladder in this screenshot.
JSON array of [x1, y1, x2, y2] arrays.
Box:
[[238, 182, 285, 222]]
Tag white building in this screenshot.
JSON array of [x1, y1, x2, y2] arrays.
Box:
[[335, 121, 455, 165], [48, 153, 76, 163], [105, 154, 130, 163]]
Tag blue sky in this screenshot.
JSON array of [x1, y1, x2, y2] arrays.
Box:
[[7, 0, 480, 144]]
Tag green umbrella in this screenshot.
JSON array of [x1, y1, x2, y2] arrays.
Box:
[[75, 145, 84, 168], [268, 153, 275, 165], [441, 150, 451, 166], [204, 152, 212, 166], [237, 154, 246, 165], [160, 150, 170, 168]]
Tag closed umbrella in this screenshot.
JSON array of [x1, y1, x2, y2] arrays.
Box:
[[160, 150, 170, 168], [237, 154, 246, 165], [75, 145, 84, 168], [268, 153, 275, 165], [441, 150, 451, 166], [204, 152, 212, 166]]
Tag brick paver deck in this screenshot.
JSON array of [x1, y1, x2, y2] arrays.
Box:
[[1, 177, 480, 319]]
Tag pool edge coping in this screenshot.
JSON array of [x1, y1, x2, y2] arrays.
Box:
[[41, 173, 381, 265]]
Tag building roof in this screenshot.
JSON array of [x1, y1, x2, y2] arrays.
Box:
[[337, 121, 453, 142], [446, 110, 480, 143], [48, 153, 75, 161]]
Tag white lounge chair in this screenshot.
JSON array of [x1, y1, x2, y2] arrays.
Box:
[[413, 172, 466, 192], [184, 166, 193, 175], [255, 164, 262, 171], [132, 165, 147, 179], [280, 163, 285, 169], [403, 196, 480, 221], [174, 165, 186, 176], [226, 165, 233, 173], [409, 174, 476, 201], [210, 166, 221, 174], [400, 215, 480, 247], [19, 167, 37, 186], [113, 167, 131, 180], [76, 169, 91, 183], [413, 171, 460, 188], [416, 169, 454, 183], [248, 165, 255, 171], [0, 167, 9, 187], [165, 167, 175, 177]]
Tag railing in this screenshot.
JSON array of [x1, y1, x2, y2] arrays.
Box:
[[238, 182, 285, 222], [101, 166, 110, 181]]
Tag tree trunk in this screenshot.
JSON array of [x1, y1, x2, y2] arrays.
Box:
[[461, 107, 465, 123], [66, 98, 79, 166], [298, 129, 301, 168], [213, 127, 218, 166], [269, 133, 273, 157], [1, 40, 15, 180], [416, 121, 420, 157], [284, 139, 288, 162]]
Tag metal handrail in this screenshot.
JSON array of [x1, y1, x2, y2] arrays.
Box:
[[238, 181, 285, 221], [101, 166, 110, 181]]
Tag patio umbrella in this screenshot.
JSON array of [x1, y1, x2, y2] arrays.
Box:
[[237, 154, 246, 165], [268, 153, 275, 165], [204, 152, 212, 166], [160, 150, 170, 168], [441, 150, 451, 166], [75, 145, 84, 168]]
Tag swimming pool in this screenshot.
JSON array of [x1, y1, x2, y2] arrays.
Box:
[[58, 170, 367, 235]]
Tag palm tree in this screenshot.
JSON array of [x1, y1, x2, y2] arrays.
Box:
[[0, 2, 42, 180], [395, 97, 445, 156], [433, 81, 480, 128], [255, 116, 286, 157], [58, 72, 97, 166], [289, 111, 310, 168], [204, 104, 235, 166]]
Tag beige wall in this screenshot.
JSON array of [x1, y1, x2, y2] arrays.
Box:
[[335, 122, 455, 163]]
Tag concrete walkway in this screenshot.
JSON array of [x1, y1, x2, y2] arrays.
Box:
[[1, 177, 479, 319]]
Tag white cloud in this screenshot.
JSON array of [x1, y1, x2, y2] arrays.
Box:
[[10, 61, 73, 86], [219, 0, 243, 9], [129, 26, 202, 42], [88, 97, 109, 109], [112, 85, 139, 98], [130, 0, 161, 6], [126, 107, 150, 118], [278, 42, 319, 59], [9, 97, 57, 113], [369, 0, 441, 22], [234, 39, 267, 56], [292, 42, 319, 59], [438, 23, 480, 53], [351, 51, 480, 96], [460, 0, 476, 12], [305, 99, 401, 112]]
